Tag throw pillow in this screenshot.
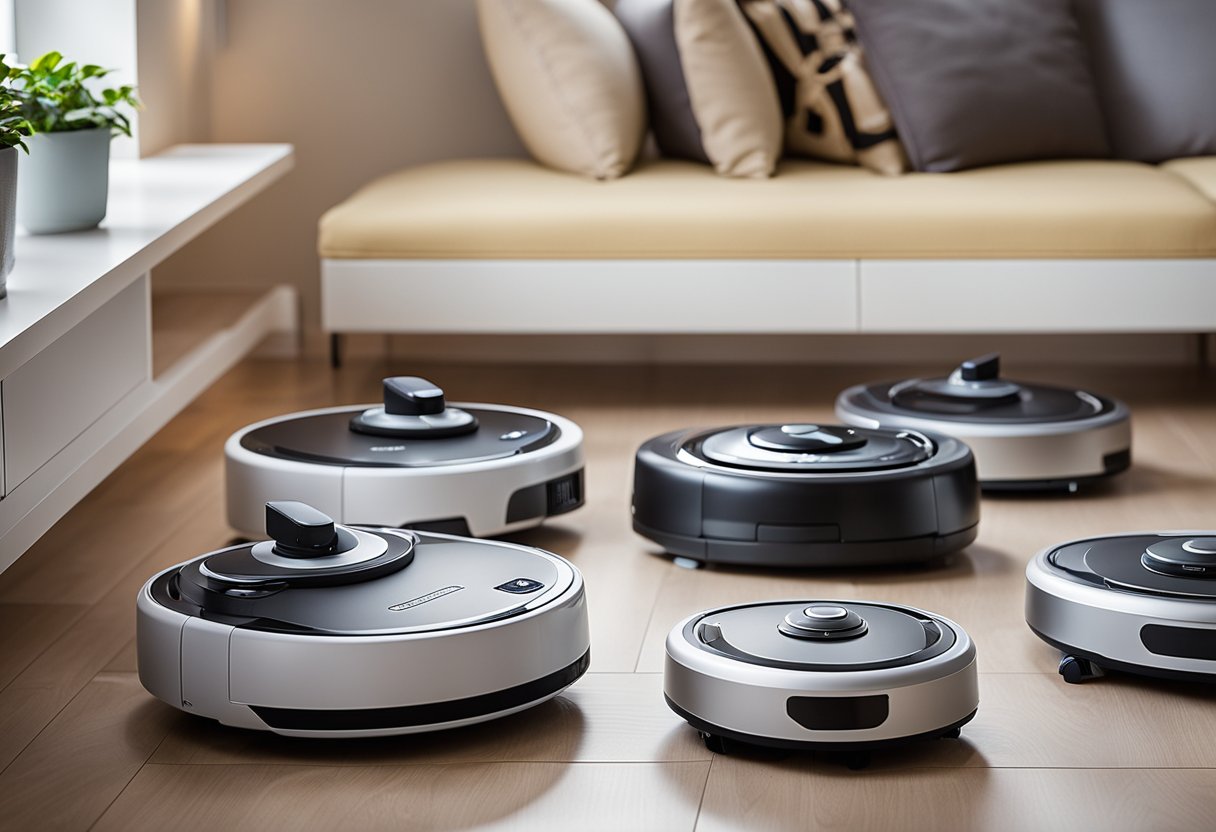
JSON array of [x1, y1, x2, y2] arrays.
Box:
[[1075, 0, 1216, 163], [616, 0, 783, 178], [740, 0, 907, 175], [478, 0, 647, 180], [848, 0, 1110, 172]]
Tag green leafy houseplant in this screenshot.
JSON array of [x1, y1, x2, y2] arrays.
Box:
[[0, 55, 31, 150], [10, 51, 138, 136], [11, 51, 139, 136], [11, 51, 139, 234]]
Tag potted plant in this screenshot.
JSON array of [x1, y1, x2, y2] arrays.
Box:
[[0, 55, 30, 298], [11, 51, 138, 234]]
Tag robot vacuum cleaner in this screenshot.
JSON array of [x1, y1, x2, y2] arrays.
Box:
[[836, 353, 1130, 491], [137, 501, 590, 737], [632, 423, 979, 567], [225, 376, 585, 538], [1026, 532, 1216, 684], [664, 600, 978, 761]]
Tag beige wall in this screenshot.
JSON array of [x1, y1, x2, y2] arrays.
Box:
[[152, 0, 525, 336], [135, 0, 215, 156]]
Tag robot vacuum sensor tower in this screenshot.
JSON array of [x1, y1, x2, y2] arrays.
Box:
[[226, 376, 584, 538]]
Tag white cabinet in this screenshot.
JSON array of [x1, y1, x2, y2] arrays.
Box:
[[2, 278, 149, 493]]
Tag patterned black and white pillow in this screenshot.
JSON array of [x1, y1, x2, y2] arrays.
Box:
[[740, 0, 908, 174]]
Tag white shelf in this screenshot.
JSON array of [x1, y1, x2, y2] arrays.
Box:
[[0, 143, 294, 378], [0, 144, 297, 570]]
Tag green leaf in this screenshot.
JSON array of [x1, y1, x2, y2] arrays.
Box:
[[30, 51, 61, 73]]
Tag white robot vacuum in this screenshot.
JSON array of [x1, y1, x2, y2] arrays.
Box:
[[835, 354, 1131, 491], [632, 423, 979, 567], [664, 600, 978, 763], [1026, 532, 1216, 684], [225, 376, 584, 538], [137, 501, 591, 737]]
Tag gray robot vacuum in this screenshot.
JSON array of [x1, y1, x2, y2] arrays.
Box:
[[225, 376, 585, 538], [664, 600, 978, 761], [835, 353, 1131, 491], [137, 501, 590, 737], [632, 423, 979, 567], [1026, 532, 1216, 684]]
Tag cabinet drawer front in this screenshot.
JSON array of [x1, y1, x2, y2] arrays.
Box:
[[3, 280, 149, 492]]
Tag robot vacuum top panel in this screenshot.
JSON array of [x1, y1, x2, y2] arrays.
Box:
[[156, 501, 578, 637], [682, 601, 959, 672], [1038, 533, 1216, 601], [684, 423, 937, 475], [836, 353, 1123, 429], [240, 376, 563, 469]]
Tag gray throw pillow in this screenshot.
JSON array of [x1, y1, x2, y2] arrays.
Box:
[[848, 0, 1110, 172], [615, 0, 709, 163], [1075, 0, 1216, 163]]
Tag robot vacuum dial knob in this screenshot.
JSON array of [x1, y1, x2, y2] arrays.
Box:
[[779, 605, 869, 640], [748, 425, 868, 453], [1142, 537, 1216, 578]]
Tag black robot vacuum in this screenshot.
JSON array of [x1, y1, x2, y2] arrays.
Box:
[[836, 353, 1131, 491], [632, 423, 979, 567], [1026, 532, 1216, 684], [137, 501, 590, 737], [664, 600, 978, 762]]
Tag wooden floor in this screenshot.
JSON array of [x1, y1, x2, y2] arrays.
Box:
[[2, 358, 1216, 831]]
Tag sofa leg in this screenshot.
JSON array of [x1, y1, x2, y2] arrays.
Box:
[[330, 333, 343, 369]]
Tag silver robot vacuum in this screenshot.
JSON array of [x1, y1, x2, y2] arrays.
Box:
[[835, 353, 1131, 491], [137, 501, 590, 737], [225, 376, 584, 538], [632, 423, 979, 567], [1026, 532, 1216, 684], [664, 600, 978, 761]]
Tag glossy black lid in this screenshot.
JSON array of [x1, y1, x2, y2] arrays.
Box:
[[689, 424, 934, 473], [850, 354, 1116, 424], [240, 376, 560, 468], [1049, 534, 1216, 599], [687, 601, 955, 671]]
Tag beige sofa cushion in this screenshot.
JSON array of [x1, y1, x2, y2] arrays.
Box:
[[672, 0, 783, 178], [1164, 157, 1216, 202], [478, 0, 646, 180], [319, 158, 1216, 260]]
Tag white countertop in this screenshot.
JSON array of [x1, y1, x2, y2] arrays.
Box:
[[0, 143, 294, 377]]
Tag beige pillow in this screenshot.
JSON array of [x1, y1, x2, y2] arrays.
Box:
[[740, 0, 907, 175], [478, 0, 647, 180], [673, 0, 783, 178]]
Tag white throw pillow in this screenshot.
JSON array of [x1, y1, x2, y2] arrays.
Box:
[[479, 0, 647, 180]]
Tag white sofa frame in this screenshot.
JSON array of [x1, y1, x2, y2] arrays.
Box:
[[321, 258, 1216, 366]]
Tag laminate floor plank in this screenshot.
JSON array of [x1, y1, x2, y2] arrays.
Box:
[[695, 762, 1216, 832], [0, 672, 178, 832], [0, 358, 1213, 832], [0, 603, 88, 691], [0, 500, 229, 772], [91, 761, 711, 832]]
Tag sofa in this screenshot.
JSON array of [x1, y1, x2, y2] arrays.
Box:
[[317, 0, 1216, 366]]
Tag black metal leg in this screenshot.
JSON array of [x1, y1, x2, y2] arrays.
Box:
[[330, 333, 343, 369]]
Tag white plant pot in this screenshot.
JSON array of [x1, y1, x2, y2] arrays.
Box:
[[0, 146, 15, 298], [18, 128, 111, 234]]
